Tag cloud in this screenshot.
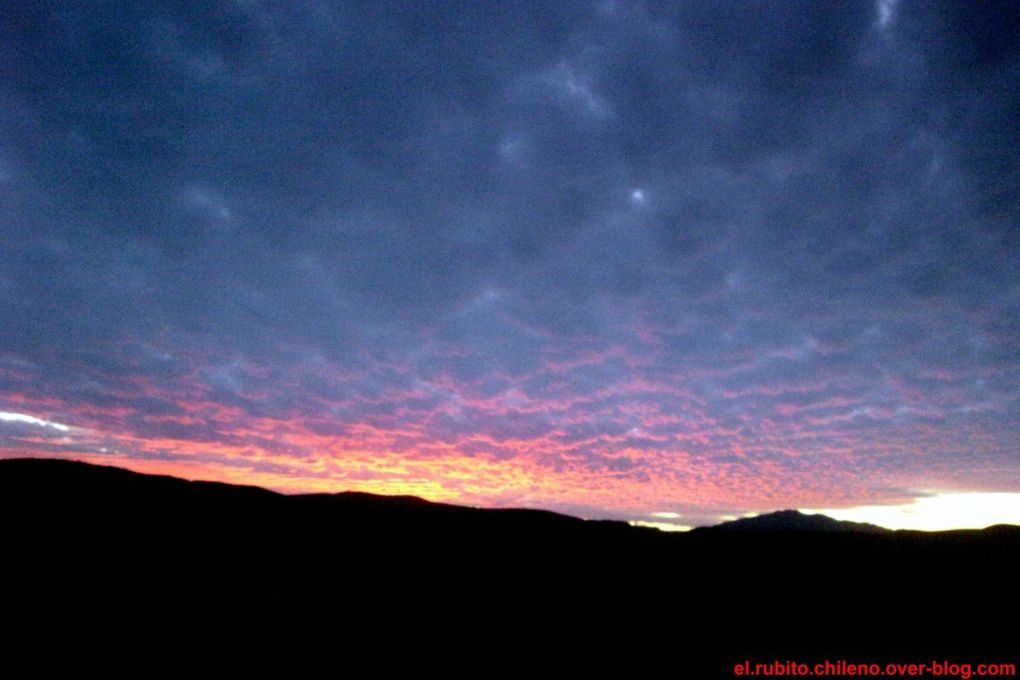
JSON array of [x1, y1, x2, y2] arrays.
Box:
[[1, 1, 1018, 522], [0, 411, 70, 432]]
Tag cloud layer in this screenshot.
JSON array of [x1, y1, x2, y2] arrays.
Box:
[[2, 1, 1018, 525]]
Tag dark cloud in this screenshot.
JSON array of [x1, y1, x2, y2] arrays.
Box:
[[2, 1, 1018, 519]]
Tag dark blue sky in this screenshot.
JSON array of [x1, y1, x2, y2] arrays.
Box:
[[2, 1, 1018, 527]]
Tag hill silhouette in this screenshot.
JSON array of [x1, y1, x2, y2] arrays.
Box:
[[700, 509, 890, 533], [3, 458, 1016, 667]]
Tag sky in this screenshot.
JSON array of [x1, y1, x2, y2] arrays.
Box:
[[2, 1, 1019, 530]]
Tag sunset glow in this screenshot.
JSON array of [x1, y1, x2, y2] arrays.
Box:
[[806, 493, 1020, 532], [2, 1, 1018, 530]]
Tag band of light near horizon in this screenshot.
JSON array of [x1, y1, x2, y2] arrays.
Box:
[[2, 1, 1018, 530]]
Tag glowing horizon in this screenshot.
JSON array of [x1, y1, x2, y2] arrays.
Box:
[[805, 493, 1020, 532], [5, 446, 1019, 532], [4, 410, 1019, 532]]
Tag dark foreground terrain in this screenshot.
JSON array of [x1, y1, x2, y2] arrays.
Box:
[[3, 458, 1016, 671]]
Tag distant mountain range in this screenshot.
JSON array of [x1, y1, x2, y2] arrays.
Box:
[[2, 457, 1016, 662], [700, 508, 890, 533], [2, 457, 1003, 533]]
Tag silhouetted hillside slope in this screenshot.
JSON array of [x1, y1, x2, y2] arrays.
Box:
[[3, 458, 1016, 664], [698, 508, 890, 533]]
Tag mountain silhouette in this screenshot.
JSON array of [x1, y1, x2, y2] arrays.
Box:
[[2, 457, 1016, 665], [700, 509, 890, 533]]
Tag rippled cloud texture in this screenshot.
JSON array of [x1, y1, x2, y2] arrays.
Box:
[[2, 1, 1018, 526]]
